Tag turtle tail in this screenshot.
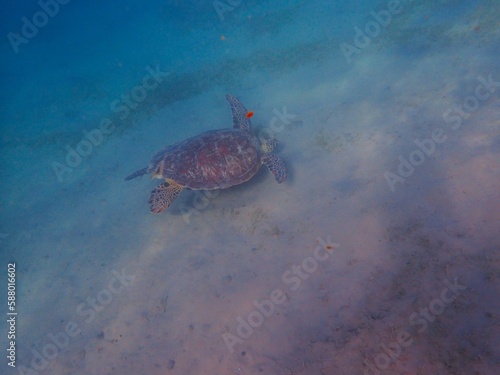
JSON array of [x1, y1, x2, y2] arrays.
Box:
[[124, 167, 148, 181]]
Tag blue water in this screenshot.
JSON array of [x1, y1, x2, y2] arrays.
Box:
[[1, 1, 499, 374]]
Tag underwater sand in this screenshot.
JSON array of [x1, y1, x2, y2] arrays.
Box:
[[1, 1, 499, 374]]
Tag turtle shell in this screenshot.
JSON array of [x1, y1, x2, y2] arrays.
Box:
[[150, 128, 261, 190]]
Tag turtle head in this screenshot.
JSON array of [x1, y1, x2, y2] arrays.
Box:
[[261, 138, 277, 153]]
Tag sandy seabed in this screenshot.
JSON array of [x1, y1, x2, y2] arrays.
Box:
[[1, 1, 499, 375]]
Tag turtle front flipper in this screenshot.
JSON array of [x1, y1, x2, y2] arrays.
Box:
[[261, 153, 287, 183], [226, 95, 252, 131], [148, 179, 184, 213]]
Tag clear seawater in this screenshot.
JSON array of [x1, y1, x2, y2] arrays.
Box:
[[0, 1, 499, 374]]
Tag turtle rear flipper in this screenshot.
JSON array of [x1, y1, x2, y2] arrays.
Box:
[[148, 179, 184, 213], [262, 153, 287, 183]]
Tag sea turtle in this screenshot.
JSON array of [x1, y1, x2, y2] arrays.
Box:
[[125, 95, 287, 213]]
